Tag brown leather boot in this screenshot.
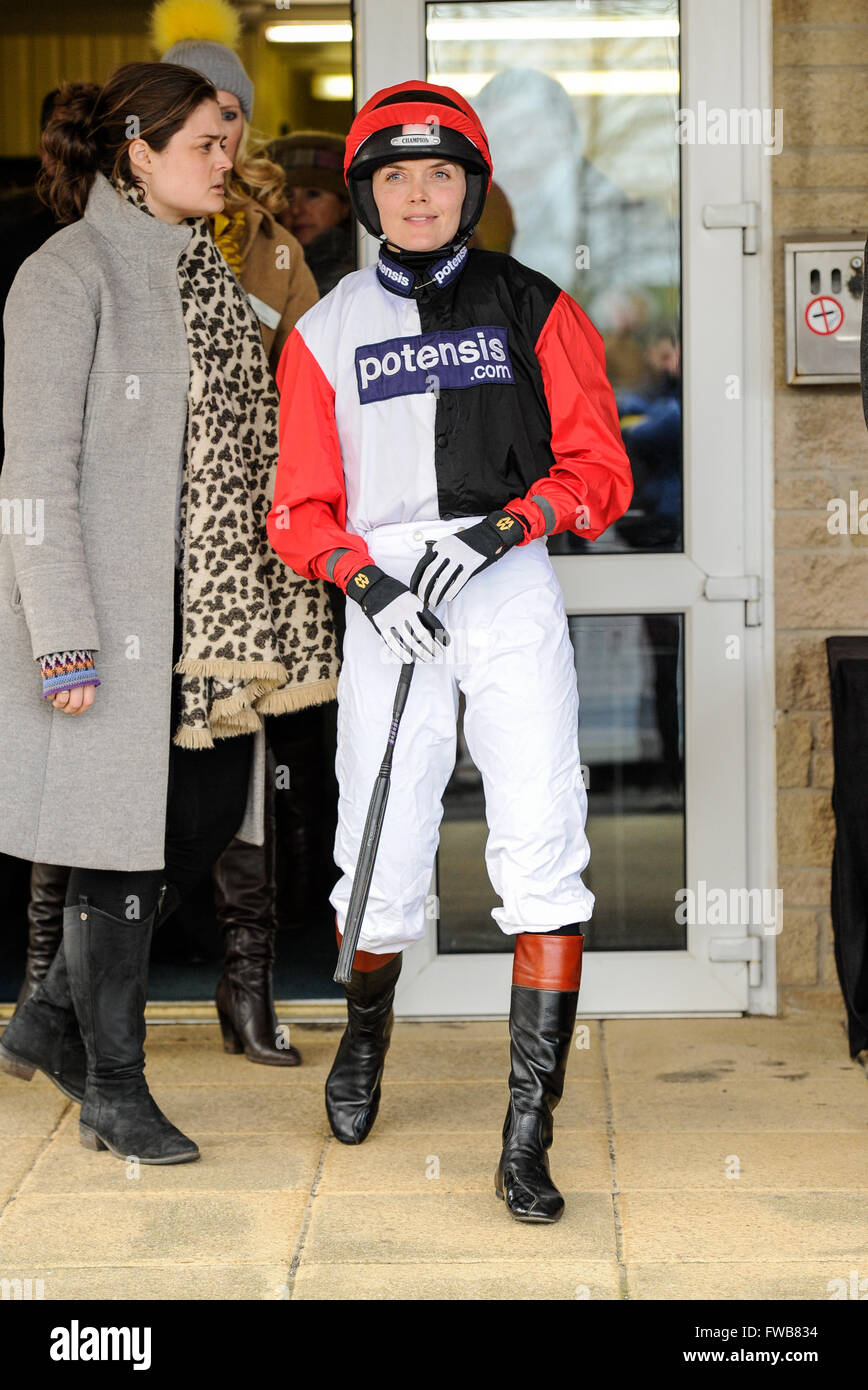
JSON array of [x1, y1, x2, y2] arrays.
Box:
[[16, 863, 69, 1006], [215, 921, 301, 1066], [212, 748, 301, 1066]]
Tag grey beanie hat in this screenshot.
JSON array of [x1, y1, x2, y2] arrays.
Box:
[[161, 39, 254, 121]]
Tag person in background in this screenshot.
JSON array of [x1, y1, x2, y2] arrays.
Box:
[[266, 132, 355, 298], [154, 0, 331, 1063], [264, 130, 355, 949], [152, 0, 318, 375], [467, 180, 515, 255]]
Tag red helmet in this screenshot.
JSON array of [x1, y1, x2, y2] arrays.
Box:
[[344, 80, 493, 241]]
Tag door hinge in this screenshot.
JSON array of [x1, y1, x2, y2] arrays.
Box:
[[704, 574, 762, 627], [702, 200, 760, 255], [709, 935, 763, 988]]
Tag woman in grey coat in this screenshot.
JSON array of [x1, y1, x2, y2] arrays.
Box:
[[0, 63, 338, 1163]]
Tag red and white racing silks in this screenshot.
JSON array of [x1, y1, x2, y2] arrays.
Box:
[[266, 245, 633, 592]]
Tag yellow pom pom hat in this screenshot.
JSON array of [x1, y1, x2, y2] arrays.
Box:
[[150, 0, 253, 121]]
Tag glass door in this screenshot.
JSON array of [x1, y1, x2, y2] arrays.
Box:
[[352, 0, 776, 1018]]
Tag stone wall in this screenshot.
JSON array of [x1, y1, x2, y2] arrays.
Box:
[[773, 0, 868, 1015]]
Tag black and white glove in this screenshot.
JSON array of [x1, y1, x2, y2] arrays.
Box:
[[408, 510, 527, 607], [345, 564, 451, 664]]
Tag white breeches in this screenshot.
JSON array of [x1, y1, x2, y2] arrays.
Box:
[[330, 517, 595, 954]]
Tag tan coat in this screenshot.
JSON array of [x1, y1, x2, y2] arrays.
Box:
[[235, 199, 318, 375]]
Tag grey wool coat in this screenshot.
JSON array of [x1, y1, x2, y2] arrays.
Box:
[[0, 171, 266, 871]]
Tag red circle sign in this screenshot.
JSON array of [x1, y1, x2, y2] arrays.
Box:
[[804, 295, 843, 335]]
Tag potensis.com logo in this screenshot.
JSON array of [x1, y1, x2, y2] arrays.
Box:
[[355, 326, 514, 403]]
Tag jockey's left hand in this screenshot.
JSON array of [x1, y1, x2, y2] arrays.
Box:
[[408, 510, 527, 607]]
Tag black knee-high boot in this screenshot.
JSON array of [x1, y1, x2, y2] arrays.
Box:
[[496, 929, 584, 1223], [0, 876, 189, 1105], [65, 896, 199, 1164], [325, 935, 402, 1145], [0, 936, 85, 1102]]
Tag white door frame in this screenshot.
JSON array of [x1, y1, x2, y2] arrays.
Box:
[[351, 0, 777, 1018]]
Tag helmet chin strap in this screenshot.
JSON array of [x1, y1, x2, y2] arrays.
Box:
[[378, 224, 476, 289]]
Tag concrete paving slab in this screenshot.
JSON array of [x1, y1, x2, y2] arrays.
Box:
[[0, 1137, 48, 1203], [144, 1083, 329, 1136], [609, 1074, 868, 1131], [0, 1083, 70, 1138], [0, 1264, 291, 1300], [143, 1026, 516, 1085], [383, 1020, 603, 1083], [615, 1131, 868, 1190], [604, 1016, 854, 1076], [18, 1132, 324, 1195], [0, 1192, 306, 1266], [317, 1129, 611, 1194], [376, 1035, 511, 1083], [301, 1191, 616, 1264], [620, 1191, 868, 1262], [371, 1079, 606, 1133], [626, 1260, 868, 1301], [2, 1017, 864, 1302], [142, 1041, 315, 1087], [292, 1259, 621, 1300]]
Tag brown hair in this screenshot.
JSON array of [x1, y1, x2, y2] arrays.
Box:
[[39, 61, 217, 224]]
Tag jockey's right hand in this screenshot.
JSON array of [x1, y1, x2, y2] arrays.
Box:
[[345, 564, 451, 664]]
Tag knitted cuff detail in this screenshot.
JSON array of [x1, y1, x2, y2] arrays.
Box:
[[39, 651, 101, 699], [501, 497, 550, 543], [326, 546, 351, 581]]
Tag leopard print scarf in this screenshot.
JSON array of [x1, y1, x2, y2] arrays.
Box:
[[117, 180, 338, 747]]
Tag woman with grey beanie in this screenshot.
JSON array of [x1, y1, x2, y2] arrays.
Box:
[[153, 0, 318, 374], [153, 0, 333, 1067]]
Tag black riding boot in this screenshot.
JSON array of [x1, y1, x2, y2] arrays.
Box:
[[0, 938, 86, 1102], [65, 896, 199, 1164], [325, 951, 402, 1145], [16, 862, 69, 1006], [496, 931, 584, 1223]]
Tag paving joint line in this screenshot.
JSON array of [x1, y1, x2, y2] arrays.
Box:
[[0, 1098, 72, 1219], [598, 1020, 629, 1300], [283, 1134, 331, 1299]]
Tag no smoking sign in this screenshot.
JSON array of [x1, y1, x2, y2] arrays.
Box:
[[804, 295, 843, 335]]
